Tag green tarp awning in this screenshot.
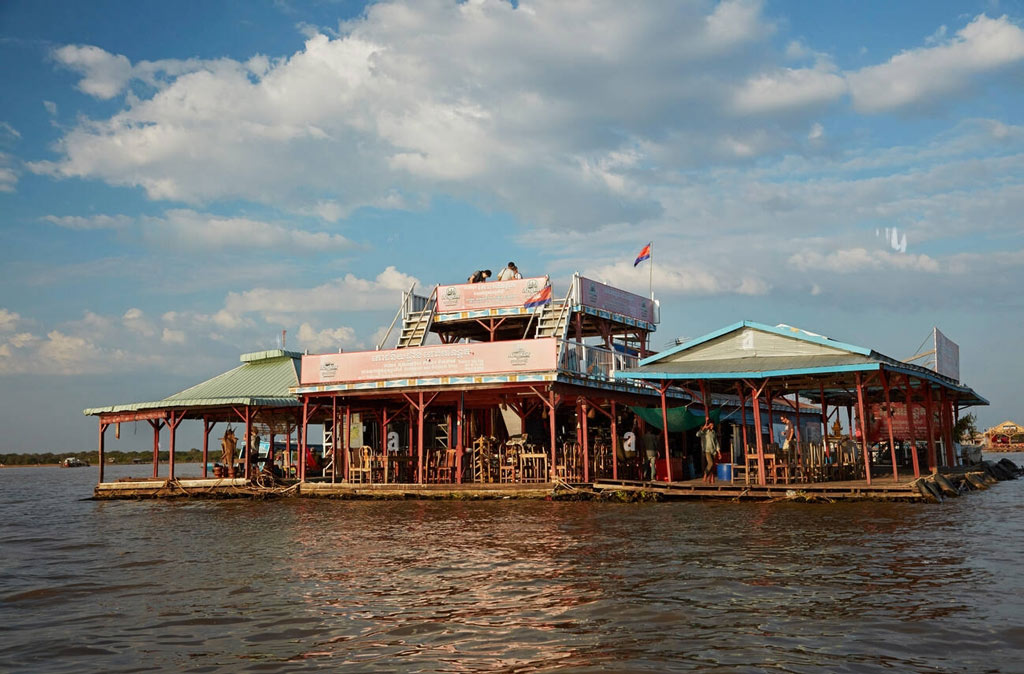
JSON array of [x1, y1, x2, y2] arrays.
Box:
[[630, 406, 723, 432]]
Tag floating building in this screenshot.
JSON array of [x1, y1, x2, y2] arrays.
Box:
[[85, 274, 992, 501]]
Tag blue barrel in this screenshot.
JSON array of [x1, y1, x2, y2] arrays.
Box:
[[717, 463, 732, 482]]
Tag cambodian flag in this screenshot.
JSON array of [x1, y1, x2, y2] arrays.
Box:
[[524, 284, 552, 308], [633, 242, 651, 267]]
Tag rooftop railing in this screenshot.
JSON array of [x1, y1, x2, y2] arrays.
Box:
[[558, 339, 638, 381]]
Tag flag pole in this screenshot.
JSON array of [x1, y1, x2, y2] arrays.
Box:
[[648, 242, 653, 299]]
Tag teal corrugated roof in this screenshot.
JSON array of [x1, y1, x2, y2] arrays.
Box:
[[83, 352, 301, 416]]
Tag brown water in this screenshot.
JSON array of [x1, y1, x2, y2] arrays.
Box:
[[2, 460, 1023, 673]]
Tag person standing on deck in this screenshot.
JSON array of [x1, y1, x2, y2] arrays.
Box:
[[781, 416, 796, 464], [497, 262, 521, 281], [698, 419, 719, 484], [468, 269, 491, 283]]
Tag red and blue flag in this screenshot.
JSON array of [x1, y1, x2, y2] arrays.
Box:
[[633, 242, 651, 267], [524, 284, 552, 308]]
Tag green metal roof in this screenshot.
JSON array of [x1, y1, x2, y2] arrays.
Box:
[[83, 350, 302, 416]]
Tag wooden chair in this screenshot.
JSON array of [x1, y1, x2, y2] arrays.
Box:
[[435, 448, 458, 483], [349, 446, 373, 484], [520, 450, 549, 483]]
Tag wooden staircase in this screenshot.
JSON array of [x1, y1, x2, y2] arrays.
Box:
[[397, 286, 437, 349], [534, 295, 571, 340]]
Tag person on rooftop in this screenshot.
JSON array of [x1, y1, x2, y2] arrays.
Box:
[[496, 262, 521, 281], [468, 269, 492, 283]]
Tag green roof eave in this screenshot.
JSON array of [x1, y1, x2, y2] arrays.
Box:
[[83, 396, 300, 416]]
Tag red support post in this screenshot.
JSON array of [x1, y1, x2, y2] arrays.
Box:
[[202, 418, 214, 478], [923, 385, 937, 473], [549, 390, 557, 479], [300, 398, 308, 482], [149, 419, 162, 478], [343, 405, 351, 483], [98, 420, 108, 484], [766, 389, 774, 445], [167, 410, 184, 481], [659, 381, 672, 482], [611, 400, 618, 481], [243, 406, 252, 481], [581, 399, 590, 483], [456, 394, 464, 484], [819, 383, 829, 461], [332, 395, 338, 484], [881, 372, 899, 482], [751, 386, 766, 485], [941, 388, 955, 467], [736, 383, 748, 455], [904, 376, 921, 478], [855, 373, 872, 486], [417, 391, 425, 484]]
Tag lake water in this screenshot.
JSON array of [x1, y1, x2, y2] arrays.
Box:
[[2, 458, 1023, 672]]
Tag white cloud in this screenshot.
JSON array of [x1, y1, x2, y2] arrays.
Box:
[[43, 214, 133, 230], [0, 153, 16, 192], [161, 328, 186, 344], [52, 45, 134, 99], [43, 100, 58, 116], [733, 64, 846, 114], [296, 322, 357, 352], [848, 14, 1024, 112], [122, 308, 156, 336], [221, 266, 418, 325], [787, 248, 941, 274], [142, 209, 355, 252], [590, 261, 769, 297], [0, 309, 22, 332]]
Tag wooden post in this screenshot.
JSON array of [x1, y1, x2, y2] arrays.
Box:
[[855, 373, 872, 486], [610, 400, 618, 481], [456, 394, 464, 484], [923, 385, 937, 473], [300, 398, 308, 482], [343, 405, 351, 483], [581, 399, 590, 483], [660, 381, 672, 482], [881, 371, 899, 482], [736, 383, 748, 456], [751, 385, 766, 486], [243, 406, 252, 480], [766, 389, 774, 445], [149, 419, 162, 478], [904, 376, 921, 478], [417, 391, 425, 484], [819, 383, 829, 462], [549, 390, 557, 479], [202, 418, 214, 478], [332, 395, 338, 484], [941, 388, 955, 467], [168, 410, 184, 481], [98, 420, 108, 484]]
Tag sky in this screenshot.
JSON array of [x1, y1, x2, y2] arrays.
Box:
[[1, 0, 1023, 452]]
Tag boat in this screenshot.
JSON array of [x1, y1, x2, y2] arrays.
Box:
[[61, 457, 90, 468]]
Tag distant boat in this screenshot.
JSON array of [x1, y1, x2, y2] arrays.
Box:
[[61, 457, 90, 468]]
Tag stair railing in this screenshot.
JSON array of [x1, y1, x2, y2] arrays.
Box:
[[377, 281, 417, 350]]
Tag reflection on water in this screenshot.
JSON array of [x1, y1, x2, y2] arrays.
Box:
[[2, 461, 1023, 672]]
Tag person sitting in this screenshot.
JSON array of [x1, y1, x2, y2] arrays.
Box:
[[496, 262, 520, 281], [468, 269, 492, 283]]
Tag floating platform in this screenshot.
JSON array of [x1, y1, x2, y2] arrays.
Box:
[[93, 460, 1019, 501]]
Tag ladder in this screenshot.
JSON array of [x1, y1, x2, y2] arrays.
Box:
[[533, 286, 573, 340], [397, 285, 437, 348]]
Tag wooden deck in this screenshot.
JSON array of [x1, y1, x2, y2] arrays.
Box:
[[93, 475, 926, 501], [592, 475, 924, 502]]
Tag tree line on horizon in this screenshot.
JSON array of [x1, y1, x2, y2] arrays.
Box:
[[0, 449, 205, 465]]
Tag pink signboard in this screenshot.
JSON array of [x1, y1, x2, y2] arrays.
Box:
[[301, 338, 558, 385], [577, 276, 655, 323], [436, 277, 549, 312]]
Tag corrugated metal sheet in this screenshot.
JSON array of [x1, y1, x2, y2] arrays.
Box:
[[83, 354, 301, 416]]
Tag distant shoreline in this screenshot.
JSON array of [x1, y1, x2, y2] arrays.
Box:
[[0, 461, 205, 469]]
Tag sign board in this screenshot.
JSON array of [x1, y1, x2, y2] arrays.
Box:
[[301, 338, 558, 385], [576, 276, 656, 323], [435, 277, 549, 312], [867, 403, 940, 442], [933, 327, 960, 382]]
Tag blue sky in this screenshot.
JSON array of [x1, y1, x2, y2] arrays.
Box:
[[2, 0, 1023, 452]]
